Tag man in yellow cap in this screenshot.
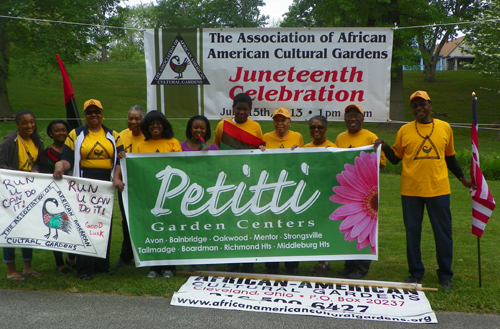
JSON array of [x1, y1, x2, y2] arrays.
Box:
[[310, 104, 385, 278], [262, 107, 304, 275], [374, 91, 471, 290]]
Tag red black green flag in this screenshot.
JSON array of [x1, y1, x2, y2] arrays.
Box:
[[56, 54, 81, 131], [220, 120, 264, 150]]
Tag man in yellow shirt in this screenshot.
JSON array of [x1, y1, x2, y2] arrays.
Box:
[[332, 104, 385, 279], [374, 91, 471, 290], [115, 106, 145, 268]]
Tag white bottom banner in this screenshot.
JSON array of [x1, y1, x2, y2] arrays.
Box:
[[172, 275, 437, 324]]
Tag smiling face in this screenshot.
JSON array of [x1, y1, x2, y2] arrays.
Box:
[[16, 114, 36, 140], [51, 123, 68, 144], [149, 120, 164, 140], [127, 109, 143, 136], [309, 119, 326, 142], [84, 105, 103, 128], [232, 102, 251, 124], [273, 115, 291, 137], [191, 119, 207, 140], [344, 108, 364, 134], [411, 97, 432, 123]]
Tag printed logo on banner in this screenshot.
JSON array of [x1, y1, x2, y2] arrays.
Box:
[[151, 33, 210, 85], [0, 181, 97, 255]]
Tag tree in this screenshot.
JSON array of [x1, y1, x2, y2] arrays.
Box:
[[465, 0, 500, 88], [152, 0, 268, 28], [92, 1, 125, 62], [281, 0, 417, 121], [0, 0, 114, 118], [411, 0, 480, 82]]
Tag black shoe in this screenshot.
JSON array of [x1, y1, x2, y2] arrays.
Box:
[[225, 264, 240, 272], [439, 279, 451, 290], [347, 270, 367, 280], [97, 268, 115, 276], [337, 268, 352, 276], [242, 264, 254, 273], [103, 269, 115, 276], [405, 276, 421, 283], [113, 259, 130, 268], [267, 268, 278, 274], [57, 267, 71, 274], [79, 274, 93, 281]]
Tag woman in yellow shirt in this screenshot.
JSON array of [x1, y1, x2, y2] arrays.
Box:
[[0, 110, 44, 280], [136, 111, 180, 278], [304, 115, 337, 148], [262, 108, 304, 149]]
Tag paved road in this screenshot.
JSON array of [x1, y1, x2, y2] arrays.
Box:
[[0, 289, 499, 328]]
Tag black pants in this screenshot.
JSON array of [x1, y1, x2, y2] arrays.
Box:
[[118, 192, 133, 262], [77, 168, 112, 276]]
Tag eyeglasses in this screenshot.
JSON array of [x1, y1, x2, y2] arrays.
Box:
[[410, 101, 429, 109], [309, 125, 325, 130], [85, 109, 103, 115]]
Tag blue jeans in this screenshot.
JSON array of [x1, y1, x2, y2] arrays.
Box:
[[3, 248, 33, 264], [402, 195, 453, 281]]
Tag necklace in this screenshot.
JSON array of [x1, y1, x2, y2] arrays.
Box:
[[415, 120, 434, 139]]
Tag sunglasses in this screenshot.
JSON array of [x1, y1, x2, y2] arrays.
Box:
[[410, 101, 429, 109], [85, 109, 103, 115], [309, 125, 325, 130]]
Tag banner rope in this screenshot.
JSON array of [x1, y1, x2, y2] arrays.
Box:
[[0, 15, 145, 31], [1, 14, 499, 32]]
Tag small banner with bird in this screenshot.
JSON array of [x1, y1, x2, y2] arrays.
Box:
[[0, 169, 114, 258]]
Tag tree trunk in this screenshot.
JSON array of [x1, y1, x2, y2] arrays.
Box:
[[424, 63, 436, 82], [0, 27, 14, 119], [390, 65, 405, 121], [100, 43, 108, 62]]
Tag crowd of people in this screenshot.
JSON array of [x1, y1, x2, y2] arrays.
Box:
[[0, 90, 471, 289]]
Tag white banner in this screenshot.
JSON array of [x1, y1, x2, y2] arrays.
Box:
[[145, 28, 393, 122], [0, 169, 114, 258], [172, 275, 437, 324]]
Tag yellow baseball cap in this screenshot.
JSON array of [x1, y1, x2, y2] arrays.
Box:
[[83, 99, 103, 111], [272, 107, 291, 118], [344, 104, 363, 114], [409, 91, 431, 103]]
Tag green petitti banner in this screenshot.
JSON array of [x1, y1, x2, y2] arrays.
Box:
[[121, 146, 380, 267]]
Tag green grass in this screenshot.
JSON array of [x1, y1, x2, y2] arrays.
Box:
[[2, 63, 500, 313]]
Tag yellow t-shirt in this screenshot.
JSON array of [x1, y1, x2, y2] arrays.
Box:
[[303, 140, 337, 148], [213, 118, 263, 148], [392, 119, 455, 197], [136, 138, 182, 153], [335, 129, 386, 167], [17, 137, 38, 171], [263, 130, 304, 149], [65, 127, 122, 170], [120, 128, 144, 153]]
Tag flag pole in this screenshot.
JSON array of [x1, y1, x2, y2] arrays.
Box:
[[477, 236, 482, 288], [472, 92, 481, 288]]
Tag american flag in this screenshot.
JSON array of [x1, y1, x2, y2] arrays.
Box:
[[470, 94, 496, 237]]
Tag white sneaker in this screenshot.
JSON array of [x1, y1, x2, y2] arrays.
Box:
[[147, 271, 158, 278], [162, 270, 174, 278]]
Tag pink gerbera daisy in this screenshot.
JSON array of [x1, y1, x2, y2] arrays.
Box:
[[329, 151, 378, 254]]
